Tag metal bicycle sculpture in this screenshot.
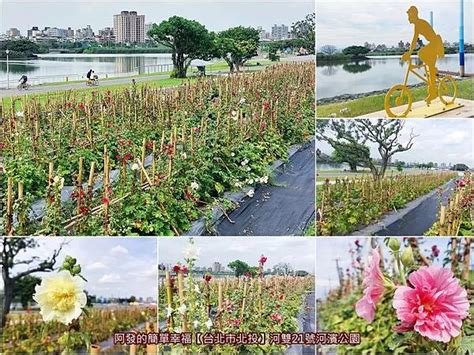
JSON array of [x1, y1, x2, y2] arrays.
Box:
[[385, 57, 457, 117], [384, 5, 458, 118]]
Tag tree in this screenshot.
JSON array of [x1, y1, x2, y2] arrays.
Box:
[[13, 275, 41, 308], [228, 260, 250, 278], [317, 119, 417, 180], [272, 262, 294, 276], [331, 143, 370, 172], [215, 26, 259, 72], [148, 16, 214, 78], [319, 45, 338, 55], [396, 161, 404, 172], [1, 238, 64, 326], [451, 163, 469, 171], [291, 13, 315, 54], [342, 45, 370, 58]]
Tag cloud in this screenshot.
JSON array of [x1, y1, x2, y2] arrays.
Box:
[[85, 262, 108, 271], [110, 245, 129, 256], [98, 273, 123, 284]]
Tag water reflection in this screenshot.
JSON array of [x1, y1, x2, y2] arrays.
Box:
[[0, 62, 37, 74], [342, 62, 371, 74]]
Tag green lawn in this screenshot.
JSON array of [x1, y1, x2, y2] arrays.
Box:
[[317, 78, 474, 118]]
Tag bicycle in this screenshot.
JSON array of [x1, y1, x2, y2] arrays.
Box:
[[17, 82, 31, 91], [384, 57, 457, 118], [86, 78, 99, 87]]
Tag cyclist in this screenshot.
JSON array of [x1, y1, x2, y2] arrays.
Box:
[[18, 74, 28, 89], [401, 6, 445, 104]]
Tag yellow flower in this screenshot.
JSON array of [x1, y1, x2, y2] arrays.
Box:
[[33, 270, 87, 325]]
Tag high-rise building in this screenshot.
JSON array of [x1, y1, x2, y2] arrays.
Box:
[[6, 28, 21, 38], [271, 24, 289, 40], [113, 11, 145, 44], [212, 262, 222, 273]]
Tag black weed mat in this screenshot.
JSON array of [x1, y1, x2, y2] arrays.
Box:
[[215, 140, 315, 236], [376, 179, 456, 236]]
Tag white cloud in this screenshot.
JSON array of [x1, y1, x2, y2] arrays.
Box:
[[99, 273, 123, 284], [110, 245, 129, 256], [85, 262, 108, 271]]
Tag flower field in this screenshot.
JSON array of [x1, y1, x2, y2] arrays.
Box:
[[159, 241, 315, 353], [316, 171, 461, 236], [317, 237, 473, 354], [1, 306, 157, 354], [0, 62, 315, 236]]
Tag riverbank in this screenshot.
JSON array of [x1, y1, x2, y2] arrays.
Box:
[[317, 77, 474, 118]]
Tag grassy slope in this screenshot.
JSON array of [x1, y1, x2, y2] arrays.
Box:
[[317, 78, 474, 118]]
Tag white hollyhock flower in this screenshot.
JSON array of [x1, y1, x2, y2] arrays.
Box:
[[235, 181, 243, 188], [247, 179, 254, 185], [16, 111, 24, 118], [181, 152, 187, 160], [191, 181, 200, 191], [194, 284, 201, 294], [231, 152, 235, 157], [238, 97, 246, 105], [246, 167, 251, 172], [166, 305, 173, 318], [178, 304, 187, 315], [241, 159, 249, 166], [183, 244, 200, 261], [247, 189, 255, 198], [193, 320, 200, 328], [33, 270, 87, 325], [131, 163, 139, 171], [260, 176, 269, 184], [205, 319, 213, 329]]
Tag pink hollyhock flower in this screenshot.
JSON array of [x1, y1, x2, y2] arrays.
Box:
[[393, 266, 469, 343], [355, 248, 385, 323]]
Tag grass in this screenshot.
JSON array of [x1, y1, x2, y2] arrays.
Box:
[[316, 169, 440, 182], [317, 78, 474, 118]]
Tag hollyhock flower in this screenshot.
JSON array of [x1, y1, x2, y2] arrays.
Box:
[[172, 265, 181, 273], [455, 179, 466, 187], [203, 274, 212, 283], [232, 319, 241, 327], [166, 305, 173, 318], [270, 313, 283, 324], [205, 319, 213, 329], [177, 304, 187, 315], [191, 181, 200, 191], [431, 245, 440, 258], [131, 163, 139, 171], [263, 101, 270, 110], [355, 239, 361, 248], [33, 270, 87, 325], [259, 255, 268, 265], [355, 249, 385, 323], [393, 266, 469, 343], [246, 189, 255, 198], [183, 244, 200, 261], [193, 320, 200, 328]]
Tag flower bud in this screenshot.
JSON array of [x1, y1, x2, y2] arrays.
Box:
[[72, 265, 81, 275], [387, 238, 401, 252], [401, 246, 414, 267]]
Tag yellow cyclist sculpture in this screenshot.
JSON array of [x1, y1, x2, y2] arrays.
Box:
[[403, 6, 444, 103], [384, 5, 458, 118]]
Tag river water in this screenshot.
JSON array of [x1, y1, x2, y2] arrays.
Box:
[[0, 53, 174, 85], [317, 53, 473, 99]]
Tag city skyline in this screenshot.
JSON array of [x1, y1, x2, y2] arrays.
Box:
[[0, 0, 313, 37]]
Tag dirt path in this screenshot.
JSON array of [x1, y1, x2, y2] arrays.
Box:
[[215, 140, 315, 236]]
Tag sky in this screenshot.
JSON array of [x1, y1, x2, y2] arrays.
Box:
[[0, 0, 313, 35], [317, 0, 473, 49], [315, 237, 472, 299], [159, 237, 316, 273], [316, 118, 474, 167], [1, 238, 157, 300]]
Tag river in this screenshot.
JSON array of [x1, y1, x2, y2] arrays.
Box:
[[0, 53, 175, 85], [317, 53, 473, 99]]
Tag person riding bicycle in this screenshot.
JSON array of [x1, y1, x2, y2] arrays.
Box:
[[402, 6, 445, 104], [18, 75, 28, 87], [86, 69, 95, 83]]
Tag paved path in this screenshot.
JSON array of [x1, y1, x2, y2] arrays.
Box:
[[216, 140, 315, 236], [0, 73, 175, 98], [359, 98, 474, 118]]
